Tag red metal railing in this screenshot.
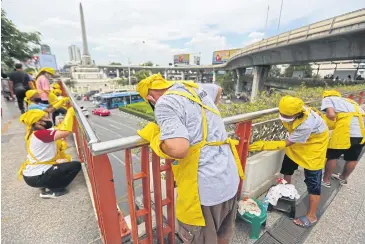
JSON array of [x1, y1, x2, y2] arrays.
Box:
[[60, 81, 364, 244]]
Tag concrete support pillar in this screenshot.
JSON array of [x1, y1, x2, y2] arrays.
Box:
[[251, 65, 270, 101], [116, 69, 120, 78], [164, 70, 168, 79], [212, 70, 217, 84], [181, 71, 185, 80], [234, 68, 246, 94], [199, 70, 204, 83]]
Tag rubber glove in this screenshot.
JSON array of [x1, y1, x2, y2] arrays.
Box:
[[48, 92, 59, 105], [137, 122, 160, 142], [249, 141, 286, 151], [59, 107, 75, 132], [323, 117, 336, 130], [150, 133, 174, 159], [52, 97, 70, 110]]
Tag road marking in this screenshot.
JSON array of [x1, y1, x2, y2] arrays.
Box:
[[110, 153, 125, 166], [89, 121, 123, 137], [104, 116, 138, 131], [109, 123, 123, 130]]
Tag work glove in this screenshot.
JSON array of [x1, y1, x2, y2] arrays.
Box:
[[137, 122, 160, 142], [52, 97, 70, 110], [323, 117, 336, 130], [248, 141, 286, 151], [59, 107, 75, 132], [137, 122, 174, 159]]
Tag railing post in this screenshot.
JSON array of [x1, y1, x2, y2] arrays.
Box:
[[359, 91, 364, 104], [235, 121, 252, 198], [91, 154, 121, 244], [151, 153, 164, 243], [72, 117, 84, 163]]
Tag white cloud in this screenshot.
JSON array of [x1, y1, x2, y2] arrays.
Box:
[[2, 0, 364, 67]]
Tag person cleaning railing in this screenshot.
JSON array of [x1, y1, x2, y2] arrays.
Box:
[[249, 96, 329, 228], [18, 107, 81, 199], [136, 74, 244, 244]]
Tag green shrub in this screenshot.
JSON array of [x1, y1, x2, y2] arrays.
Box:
[[119, 104, 154, 121]]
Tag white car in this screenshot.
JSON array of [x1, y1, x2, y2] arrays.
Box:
[[80, 106, 90, 118]]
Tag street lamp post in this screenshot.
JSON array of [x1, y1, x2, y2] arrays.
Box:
[[128, 59, 131, 85]]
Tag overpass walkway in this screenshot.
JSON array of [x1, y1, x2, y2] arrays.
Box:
[[2, 91, 365, 243], [1, 101, 100, 244]]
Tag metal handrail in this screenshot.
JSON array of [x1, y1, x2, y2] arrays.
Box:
[[61, 80, 99, 144], [89, 89, 364, 156]]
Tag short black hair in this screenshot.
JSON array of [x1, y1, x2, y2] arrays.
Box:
[[15, 63, 22, 69]]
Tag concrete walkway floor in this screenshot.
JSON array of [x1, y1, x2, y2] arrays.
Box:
[[1, 101, 101, 244]]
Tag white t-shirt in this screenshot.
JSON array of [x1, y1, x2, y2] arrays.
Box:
[[321, 97, 364, 137], [22, 129, 57, 177]]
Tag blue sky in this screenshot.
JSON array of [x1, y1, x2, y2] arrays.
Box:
[[2, 0, 365, 67]]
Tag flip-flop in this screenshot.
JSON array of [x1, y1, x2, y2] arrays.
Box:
[[294, 216, 317, 228], [321, 181, 331, 188]]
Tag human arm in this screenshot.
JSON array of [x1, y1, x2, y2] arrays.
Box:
[[215, 87, 223, 104], [54, 107, 75, 140]]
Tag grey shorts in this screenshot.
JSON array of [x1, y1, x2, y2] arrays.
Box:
[[178, 196, 237, 244]]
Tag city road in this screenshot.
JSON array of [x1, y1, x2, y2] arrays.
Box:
[[77, 101, 147, 214]]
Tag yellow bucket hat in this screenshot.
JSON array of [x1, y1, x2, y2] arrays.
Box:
[[25, 90, 39, 100], [322, 90, 341, 98], [36, 67, 55, 79], [136, 73, 174, 101], [279, 95, 305, 116]]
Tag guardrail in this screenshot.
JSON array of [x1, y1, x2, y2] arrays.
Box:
[[229, 8, 365, 61], [60, 80, 364, 243]]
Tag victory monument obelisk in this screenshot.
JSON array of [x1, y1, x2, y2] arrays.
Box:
[[79, 2, 92, 65]]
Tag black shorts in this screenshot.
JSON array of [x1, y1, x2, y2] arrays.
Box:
[[280, 155, 322, 195], [280, 155, 299, 176], [326, 137, 364, 161]]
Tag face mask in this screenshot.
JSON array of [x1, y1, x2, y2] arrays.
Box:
[[33, 98, 42, 103], [42, 120, 53, 129], [279, 114, 295, 123]]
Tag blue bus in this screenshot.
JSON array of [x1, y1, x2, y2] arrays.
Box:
[[99, 92, 144, 109]]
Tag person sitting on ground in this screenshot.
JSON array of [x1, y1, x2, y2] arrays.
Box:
[[18, 108, 81, 198], [321, 90, 365, 187], [249, 96, 329, 228]]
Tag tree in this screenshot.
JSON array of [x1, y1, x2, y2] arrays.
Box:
[[135, 69, 151, 82], [110, 62, 121, 65], [142, 61, 153, 66], [269, 65, 281, 77], [64, 79, 76, 88], [1, 10, 41, 69], [284, 64, 313, 78], [113, 77, 128, 86], [24, 67, 36, 73], [217, 71, 235, 94]]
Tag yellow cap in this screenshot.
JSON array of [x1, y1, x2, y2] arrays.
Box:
[[36, 67, 55, 79], [279, 96, 305, 116], [52, 83, 61, 89], [19, 109, 47, 126], [136, 73, 174, 101], [322, 90, 341, 98], [25, 90, 39, 100]]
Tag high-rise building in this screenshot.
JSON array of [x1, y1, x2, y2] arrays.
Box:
[[68, 45, 81, 63], [41, 44, 51, 54]]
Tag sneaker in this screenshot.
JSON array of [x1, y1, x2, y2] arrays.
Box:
[[40, 189, 68, 199], [321, 181, 331, 188], [331, 173, 348, 186]]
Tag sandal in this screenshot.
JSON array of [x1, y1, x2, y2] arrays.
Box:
[[331, 173, 348, 185], [321, 181, 331, 188], [293, 216, 317, 228]]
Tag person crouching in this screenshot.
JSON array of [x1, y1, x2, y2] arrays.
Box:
[[18, 108, 81, 198]]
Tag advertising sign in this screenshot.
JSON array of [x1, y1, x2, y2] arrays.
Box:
[[39, 54, 58, 70], [194, 56, 201, 65], [212, 49, 241, 64], [173, 54, 190, 65]]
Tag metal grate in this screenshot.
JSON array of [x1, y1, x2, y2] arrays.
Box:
[[255, 232, 281, 244]]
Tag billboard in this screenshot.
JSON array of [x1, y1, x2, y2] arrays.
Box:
[[39, 54, 58, 70], [212, 49, 241, 64], [41, 44, 51, 55], [173, 54, 190, 65]]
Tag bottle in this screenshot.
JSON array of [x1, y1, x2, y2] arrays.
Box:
[[262, 196, 269, 211]]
